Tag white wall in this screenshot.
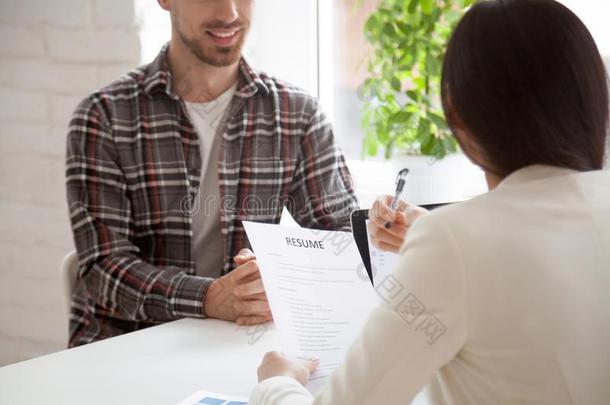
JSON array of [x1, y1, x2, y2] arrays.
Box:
[[0, 0, 141, 366], [244, 0, 318, 96]]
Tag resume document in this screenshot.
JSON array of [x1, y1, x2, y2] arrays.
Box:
[[242, 221, 380, 393]]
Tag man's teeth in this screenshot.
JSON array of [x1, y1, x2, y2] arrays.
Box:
[[211, 31, 237, 38]]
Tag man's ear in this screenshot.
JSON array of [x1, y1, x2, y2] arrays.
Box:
[[157, 0, 170, 12]]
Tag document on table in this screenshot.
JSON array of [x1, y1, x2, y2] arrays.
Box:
[[366, 219, 400, 286], [242, 221, 379, 393], [175, 390, 248, 405]]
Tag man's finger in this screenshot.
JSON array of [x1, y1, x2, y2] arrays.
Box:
[[234, 299, 271, 315], [238, 270, 262, 285], [229, 260, 260, 283], [236, 313, 272, 326], [234, 248, 256, 265], [234, 277, 265, 297], [244, 291, 268, 301]]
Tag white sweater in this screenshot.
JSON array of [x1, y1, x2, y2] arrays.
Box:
[[249, 165, 610, 405]]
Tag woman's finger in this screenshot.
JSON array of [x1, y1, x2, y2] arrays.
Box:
[[376, 240, 401, 254], [369, 217, 408, 239], [370, 196, 398, 223], [369, 234, 401, 252], [374, 230, 406, 248], [306, 357, 320, 373]]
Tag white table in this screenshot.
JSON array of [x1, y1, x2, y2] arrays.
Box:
[[0, 318, 429, 404], [0, 318, 279, 404]]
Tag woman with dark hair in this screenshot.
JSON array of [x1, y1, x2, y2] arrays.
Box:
[[249, 1, 610, 403]]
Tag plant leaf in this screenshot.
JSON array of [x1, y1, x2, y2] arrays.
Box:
[[391, 76, 402, 92], [420, 0, 434, 15], [428, 112, 447, 129], [389, 110, 411, 126], [408, 0, 418, 14], [406, 90, 419, 102]]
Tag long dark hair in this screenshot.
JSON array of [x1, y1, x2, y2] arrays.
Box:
[[441, 0, 609, 177]]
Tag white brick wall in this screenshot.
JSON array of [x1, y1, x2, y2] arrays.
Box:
[[0, 0, 143, 366]]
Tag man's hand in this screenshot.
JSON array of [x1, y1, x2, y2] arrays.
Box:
[[203, 249, 272, 325], [368, 195, 428, 253], [257, 351, 318, 385]]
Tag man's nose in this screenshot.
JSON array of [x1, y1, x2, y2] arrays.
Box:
[[214, 0, 239, 24]]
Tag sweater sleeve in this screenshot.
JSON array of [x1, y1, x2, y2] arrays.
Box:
[[249, 212, 468, 404]]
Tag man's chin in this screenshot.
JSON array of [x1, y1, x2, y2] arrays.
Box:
[[180, 33, 243, 67], [205, 49, 242, 67]]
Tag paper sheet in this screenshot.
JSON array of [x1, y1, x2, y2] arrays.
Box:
[[175, 390, 248, 405], [366, 219, 400, 286], [242, 221, 379, 393]]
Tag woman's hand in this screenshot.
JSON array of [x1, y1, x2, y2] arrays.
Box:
[[257, 351, 319, 385], [368, 196, 429, 253]]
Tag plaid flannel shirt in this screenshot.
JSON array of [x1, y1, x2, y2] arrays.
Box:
[[65, 45, 358, 347]]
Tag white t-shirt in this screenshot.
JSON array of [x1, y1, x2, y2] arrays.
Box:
[[185, 83, 237, 278]]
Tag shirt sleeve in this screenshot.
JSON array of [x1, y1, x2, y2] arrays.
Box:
[[286, 99, 359, 231], [66, 97, 212, 323], [249, 212, 468, 404]]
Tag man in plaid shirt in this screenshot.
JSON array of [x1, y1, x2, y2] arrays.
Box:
[[65, 0, 358, 346]]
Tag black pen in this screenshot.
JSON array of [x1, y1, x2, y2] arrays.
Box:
[[384, 168, 410, 229]]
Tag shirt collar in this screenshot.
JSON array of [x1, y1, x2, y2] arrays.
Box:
[[496, 164, 578, 189], [142, 43, 269, 99]]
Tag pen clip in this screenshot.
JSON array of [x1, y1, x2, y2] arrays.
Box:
[[394, 168, 410, 193]]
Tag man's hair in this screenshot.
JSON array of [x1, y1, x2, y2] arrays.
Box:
[[441, 0, 609, 176]]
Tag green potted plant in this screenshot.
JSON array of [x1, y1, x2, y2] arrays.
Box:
[[360, 0, 475, 160]]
